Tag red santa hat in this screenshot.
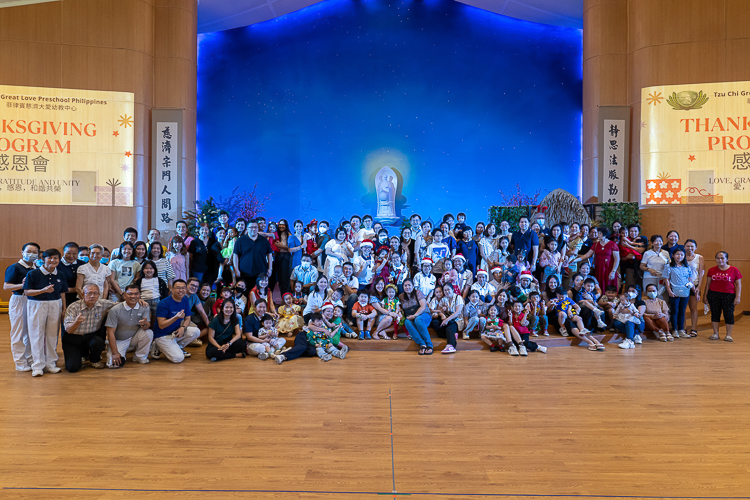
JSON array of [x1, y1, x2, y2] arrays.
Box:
[[452, 253, 466, 263], [321, 302, 334, 311], [519, 270, 533, 280], [490, 267, 502, 274], [476, 269, 488, 277], [360, 239, 375, 249], [376, 245, 389, 255], [421, 257, 434, 266]]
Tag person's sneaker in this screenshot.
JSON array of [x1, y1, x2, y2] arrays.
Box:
[[358, 332, 365, 340], [210, 357, 218, 362], [518, 345, 528, 356], [462, 333, 470, 340], [275, 354, 285, 364], [134, 356, 150, 364], [596, 318, 607, 329], [542, 330, 549, 336], [507, 345, 518, 356], [322, 353, 333, 361], [258, 352, 268, 360], [490, 345, 498, 352], [558, 326, 568, 337], [339, 344, 349, 357], [91, 361, 105, 369], [365, 331, 372, 340], [593, 308, 604, 316], [150, 344, 161, 360], [32, 369, 43, 377], [188, 339, 203, 347], [441, 344, 456, 354], [45, 366, 61, 374], [679, 330, 691, 338], [181, 349, 191, 358], [618, 339, 633, 349], [633, 334, 643, 344], [579, 328, 590, 335], [537, 345, 548, 353]]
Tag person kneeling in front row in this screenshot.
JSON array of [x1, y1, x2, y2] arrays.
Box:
[[62, 284, 117, 372], [106, 284, 154, 368], [150, 279, 200, 363]]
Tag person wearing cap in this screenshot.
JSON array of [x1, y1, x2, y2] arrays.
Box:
[[352, 239, 375, 292], [510, 216, 539, 272], [413, 257, 437, 299], [470, 269, 496, 304], [451, 254, 474, 300]]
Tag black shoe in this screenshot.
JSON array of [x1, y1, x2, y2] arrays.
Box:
[[490, 346, 498, 352]]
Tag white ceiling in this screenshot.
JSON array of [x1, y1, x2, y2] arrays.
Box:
[[197, 0, 583, 33]]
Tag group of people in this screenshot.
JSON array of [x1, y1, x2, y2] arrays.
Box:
[[4, 211, 742, 374]]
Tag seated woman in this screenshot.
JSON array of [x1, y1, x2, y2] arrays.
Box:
[[642, 283, 671, 341], [205, 300, 246, 361], [400, 279, 433, 355], [429, 283, 465, 354]]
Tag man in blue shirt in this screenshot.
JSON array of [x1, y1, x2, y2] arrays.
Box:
[[510, 216, 540, 271], [23, 248, 69, 377], [151, 279, 200, 363]]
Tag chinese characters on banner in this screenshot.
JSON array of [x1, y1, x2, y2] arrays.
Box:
[[0, 84, 134, 205], [603, 119, 625, 202], [155, 121, 178, 231]]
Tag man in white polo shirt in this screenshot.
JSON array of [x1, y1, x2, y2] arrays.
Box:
[[106, 284, 154, 368]]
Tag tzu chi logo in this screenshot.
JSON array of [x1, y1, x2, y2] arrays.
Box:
[[667, 90, 709, 111]]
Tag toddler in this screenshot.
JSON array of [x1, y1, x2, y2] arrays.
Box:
[[463, 290, 486, 339], [614, 295, 641, 325], [380, 284, 402, 339], [507, 300, 547, 356], [257, 315, 287, 358], [480, 305, 508, 351], [305, 313, 345, 361], [332, 304, 357, 339], [212, 286, 234, 316], [429, 286, 446, 321], [352, 292, 377, 340], [439, 259, 460, 295]]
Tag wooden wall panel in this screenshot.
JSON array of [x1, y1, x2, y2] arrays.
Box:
[[61, 0, 154, 55], [0, 41, 61, 88], [153, 3, 197, 62], [0, 1, 62, 43], [726, 0, 750, 40]]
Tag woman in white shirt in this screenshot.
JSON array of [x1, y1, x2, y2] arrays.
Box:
[[323, 228, 353, 279], [684, 238, 705, 336], [478, 223, 498, 272], [303, 275, 329, 322], [639, 235, 670, 298]]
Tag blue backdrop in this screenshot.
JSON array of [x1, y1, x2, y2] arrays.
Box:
[[197, 0, 582, 226]]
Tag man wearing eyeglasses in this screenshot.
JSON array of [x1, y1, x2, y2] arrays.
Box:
[[62, 284, 118, 372], [106, 284, 154, 368]]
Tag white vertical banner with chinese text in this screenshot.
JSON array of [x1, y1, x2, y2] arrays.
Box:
[[598, 106, 631, 202], [151, 110, 182, 232]]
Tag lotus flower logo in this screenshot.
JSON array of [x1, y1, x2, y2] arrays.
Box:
[[667, 90, 709, 110]]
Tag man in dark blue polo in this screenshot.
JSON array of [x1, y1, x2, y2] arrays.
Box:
[[232, 218, 273, 290], [510, 216, 539, 271]]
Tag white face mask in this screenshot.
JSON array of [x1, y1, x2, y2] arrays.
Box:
[[23, 252, 38, 262], [628, 291, 638, 299], [301, 261, 311, 269]]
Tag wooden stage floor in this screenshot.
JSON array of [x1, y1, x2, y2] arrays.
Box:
[[1, 316, 749, 500]]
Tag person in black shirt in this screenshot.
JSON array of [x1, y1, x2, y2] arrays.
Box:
[[58, 242, 85, 307], [232, 219, 273, 291], [3, 242, 39, 372], [189, 224, 212, 283]]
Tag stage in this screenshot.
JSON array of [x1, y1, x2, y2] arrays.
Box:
[[0, 317, 748, 500]]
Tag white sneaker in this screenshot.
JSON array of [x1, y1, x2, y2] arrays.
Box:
[[558, 326, 568, 337], [462, 333, 470, 340], [518, 345, 528, 356], [275, 354, 285, 364], [618, 339, 633, 349], [45, 366, 61, 374], [134, 356, 150, 364], [596, 319, 607, 329], [32, 369, 43, 377], [579, 328, 590, 335], [508, 345, 519, 356], [633, 334, 643, 344], [258, 352, 268, 360], [537, 345, 547, 353]]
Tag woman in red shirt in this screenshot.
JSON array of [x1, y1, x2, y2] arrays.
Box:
[[703, 251, 742, 342]]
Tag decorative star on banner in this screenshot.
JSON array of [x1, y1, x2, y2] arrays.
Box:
[[121, 163, 130, 172], [113, 131, 119, 137], [118, 114, 134, 128], [688, 155, 696, 162], [642, 121, 647, 128], [646, 92, 663, 106], [124, 151, 132, 158]]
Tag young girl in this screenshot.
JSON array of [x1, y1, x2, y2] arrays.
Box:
[[488, 236, 510, 269], [429, 286, 446, 321], [134, 260, 169, 321], [375, 284, 401, 340], [277, 292, 304, 336], [374, 245, 390, 281], [249, 275, 276, 317], [539, 236, 562, 290], [480, 304, 508, 351], [108, 241, 141, 301], [352, 292, 377, 340], [438, 258, 460, 295], [462, 289, 486, 339], [149, 242, 175, 287], [219, 227, 239, 285], [166, 235, 189, 282], [292, 281, 307, 306], [662, 245, 695, 339], [643, 283, 671, 341]]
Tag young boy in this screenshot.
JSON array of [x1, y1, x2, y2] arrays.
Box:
[[305, 313, 345, 361], [527, 291, 548, 336], [258, 315, 287, 358], [577, 278, 608, 329], [597, 285, 619, 328], [552, 288, 604, 351], [321, 303, 352, 354], [332, 305, 356, 339], [352, 292, 376, 340]]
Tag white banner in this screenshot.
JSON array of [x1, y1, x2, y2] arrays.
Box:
[[155, 121, 178, 231], [603, 119, 625, 202]]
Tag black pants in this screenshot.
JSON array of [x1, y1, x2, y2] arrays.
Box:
[[430, 318, 459, 348], [707, 290, 736, 325], [206, 340, 247, 361], [275, 252, 292, 295], [514, 332, 539, 352], [61, 325, 106, 373], [283, 332, 317, 361], [346, 294, 358, 319]]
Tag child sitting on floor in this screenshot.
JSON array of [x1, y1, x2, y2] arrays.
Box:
[[507, 300, 547, 356], [352, 291, 377, 340], [257, 315, 287, 358], [463, 289, 486, 339], [527, 291, 548, 336], [305, 313, 345, 361], [480, 304, 508, 352], [597, 285, 619, 327], [552, 288, 604, 351], [277, 292, 304, 336], [320, 303, 352, 354]]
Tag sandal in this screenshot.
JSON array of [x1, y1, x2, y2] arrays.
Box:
[[587, 345, 598, 351], [424, 347, 433, 355], [658, 332, 667, 342], [666, 333, 674, 341], [708, 333, 719, 340], [689, 330, 698, 337], [418, 347, 426, 355], [725, 335, 734, 342]]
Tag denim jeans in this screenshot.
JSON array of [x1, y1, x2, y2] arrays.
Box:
[[668, 295, 689, 331], [528, 314, 548, 333], [464, 316, 486, 333], [404, 311, 433, 348], [613, 319, 645, 340]]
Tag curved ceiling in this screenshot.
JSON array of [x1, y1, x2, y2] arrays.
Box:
[[197, 0, 583, 34]]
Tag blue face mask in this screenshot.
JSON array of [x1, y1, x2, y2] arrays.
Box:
[[101, 258, 110, 264], [35, 258, 44, 267], [80, 256, 90, 263]]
